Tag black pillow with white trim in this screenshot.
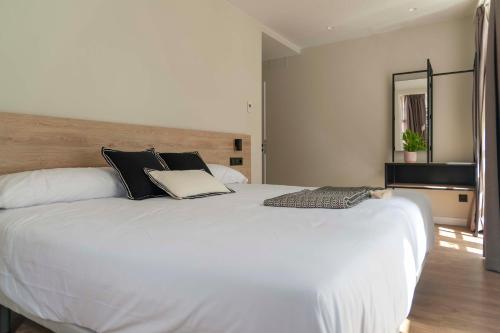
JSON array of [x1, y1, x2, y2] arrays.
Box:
[[101, 147, 167, 200], [157, 152, 213, 175]]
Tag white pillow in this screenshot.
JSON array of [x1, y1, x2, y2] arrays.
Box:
[[0, 167, 126, 209], [144, 169, 232, 199], [207, 164, 248, 184]]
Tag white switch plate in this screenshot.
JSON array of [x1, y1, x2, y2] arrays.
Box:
[[247, 101, 253, 113]]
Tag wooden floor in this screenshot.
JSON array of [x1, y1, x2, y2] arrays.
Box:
[[401, 225, 500, 333], [16, 321, 51, 333], [14, 225, 500, 333]]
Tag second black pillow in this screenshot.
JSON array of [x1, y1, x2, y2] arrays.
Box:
[[157, 152, 213, 176]]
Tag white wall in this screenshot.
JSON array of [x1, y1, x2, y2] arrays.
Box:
[[0, 0, 263, 183], [263, 17, 474, 187]]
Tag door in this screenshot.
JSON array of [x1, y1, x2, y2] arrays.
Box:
[[262, 81, 267, 184]]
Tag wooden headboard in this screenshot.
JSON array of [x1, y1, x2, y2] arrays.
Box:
[[0, 112, 251, 180]]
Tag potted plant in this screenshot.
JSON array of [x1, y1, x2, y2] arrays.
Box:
[[402, 129, 426, 163]]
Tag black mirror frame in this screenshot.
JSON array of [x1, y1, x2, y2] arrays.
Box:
[[427, 58, 434, 163]]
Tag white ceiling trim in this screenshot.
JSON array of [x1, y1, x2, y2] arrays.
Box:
[[260, 24, 301, 55]]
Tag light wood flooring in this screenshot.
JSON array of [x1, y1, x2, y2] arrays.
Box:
[[401, 225, 500, 333], [14, 225, 500, 333]]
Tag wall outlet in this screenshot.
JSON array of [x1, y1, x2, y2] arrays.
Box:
[[230, 157, 243, 166], [459, 194, 468, 203], [247, 102, 253, 113]]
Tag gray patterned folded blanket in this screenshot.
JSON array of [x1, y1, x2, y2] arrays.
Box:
[[263, 186, 383, 209]]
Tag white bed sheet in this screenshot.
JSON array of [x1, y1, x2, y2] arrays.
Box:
[[0, 184, 433, 333]]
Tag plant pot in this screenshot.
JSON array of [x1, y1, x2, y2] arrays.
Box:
[[404, 151, 417, 163]]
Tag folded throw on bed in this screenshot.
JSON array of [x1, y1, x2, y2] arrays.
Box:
[[264, 186, 383, 209]]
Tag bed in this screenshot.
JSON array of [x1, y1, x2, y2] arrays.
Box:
[[0, 183, 432, 333], [0, 112, 433, 333]]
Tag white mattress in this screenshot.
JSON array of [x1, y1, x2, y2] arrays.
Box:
[[0, 184, 433, 333]]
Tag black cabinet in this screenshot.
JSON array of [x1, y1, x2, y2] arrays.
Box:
[[385, 163, 476, 190]]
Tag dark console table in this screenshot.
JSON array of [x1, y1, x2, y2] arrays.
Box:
[[385, 163, 476, 191]]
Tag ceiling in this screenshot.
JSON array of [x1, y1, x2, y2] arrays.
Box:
[[229, 0, 476, 53]]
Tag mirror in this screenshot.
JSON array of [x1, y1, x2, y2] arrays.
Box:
[[392, 59, 475, 164], [393, 71, 430, 161]]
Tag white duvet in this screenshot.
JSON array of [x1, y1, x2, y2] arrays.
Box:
[[0, 184, 433, 333]]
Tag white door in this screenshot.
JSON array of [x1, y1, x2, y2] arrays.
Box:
[[262, 81, 267, 184]]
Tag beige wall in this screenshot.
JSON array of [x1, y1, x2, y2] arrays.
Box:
[[433, 74, 474, 162], [400, 189, 475, 227], [263, 17, 474, 187], [0, 0, 263, 183]]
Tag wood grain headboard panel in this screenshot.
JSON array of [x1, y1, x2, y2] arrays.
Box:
[[0, 112, 251, 180]]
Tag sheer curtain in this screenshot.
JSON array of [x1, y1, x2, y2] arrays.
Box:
[[472, 3, 488, 233], [480, 0, 500, 272]]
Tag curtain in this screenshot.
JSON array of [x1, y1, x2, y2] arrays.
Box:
[[484, 0, 500, 273], [404, 94, 426, 138], [473, 4, 488, 233]]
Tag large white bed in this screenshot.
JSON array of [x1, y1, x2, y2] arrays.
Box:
[[0, 183, 433, 333]]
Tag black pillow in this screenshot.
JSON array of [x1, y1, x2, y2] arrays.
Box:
[[101, 147, 167, 200], [157, 152, 213, 176]]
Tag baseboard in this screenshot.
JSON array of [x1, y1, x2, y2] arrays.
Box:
[[433, 216, 467, 226]]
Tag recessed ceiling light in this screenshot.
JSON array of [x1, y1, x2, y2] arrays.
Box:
[[409, 7, 417, 12], [327, 26, 334, 31]]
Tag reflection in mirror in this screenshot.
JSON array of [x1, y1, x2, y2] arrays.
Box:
[[394, 72, 428, 152]]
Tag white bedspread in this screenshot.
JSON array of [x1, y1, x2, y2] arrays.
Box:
[[0, 184, 433, 333]]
